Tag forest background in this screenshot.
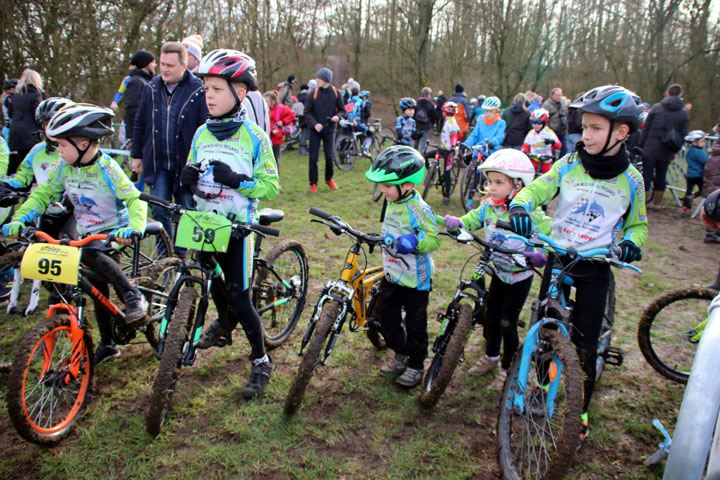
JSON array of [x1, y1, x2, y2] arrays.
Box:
[[1, 0, 718, 128]]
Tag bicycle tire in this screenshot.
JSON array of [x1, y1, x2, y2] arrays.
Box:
[[142, 256, 183, 349], [0, 250, 24, 271], [443, 153, 460, 199], [7, 314, 94, 445], [284, 300, 338, 414], [422, 163, 438, 200], [146, 283, 199, 436], [419, 302, 474, 409], [497, 328, 583, 479], [595, 273, 616, 382], [334, 135, 356, 172], [365, 287, 386, 350], [460, 163, 483, 212], [638, 286, 717, 384], [253, 240, 309, 349], [372, 184, 383, 202]]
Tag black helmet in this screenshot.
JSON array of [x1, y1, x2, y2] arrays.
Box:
[[365, 145, 425, 185], [570, 85, 643, 133], [3, 78, 18, 90], [35, 97, 75, 125], [705, 189, 720, 222], [399, 97, 417, 111], [46, 103, 114, 140]]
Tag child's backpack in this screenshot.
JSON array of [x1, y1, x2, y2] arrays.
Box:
[[292, 101, 304, 117], [455, 103, 469, 132]]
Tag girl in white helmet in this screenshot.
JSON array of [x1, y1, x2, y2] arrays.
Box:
[[443, 149, 550, 390], [681, 130, 708, 217]]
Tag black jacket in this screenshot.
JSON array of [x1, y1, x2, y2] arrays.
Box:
[[125, 68, 153, 112], [8, 85, 43, 152], [501, 103, 531, 147], [303, 85, 345, 132], [640, 95, 689, 163], [414, 96, 437, 132], [567, 107, 583, 135]]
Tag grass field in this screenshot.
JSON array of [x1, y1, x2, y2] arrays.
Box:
[[0, 142, 717, 479]]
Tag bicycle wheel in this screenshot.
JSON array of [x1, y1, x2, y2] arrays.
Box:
[[253, 240, 309, 349], [422, 163, 438, 200], [142, 256, 182, 348], [364, 286, 386, 350], [7, 314, 94, 445], [284, 300, 338, 414], [638, 286, 716, 384], [498, 328, 584, 479], [595, 273, 616, 382], [146, 283, 199, 436], [446, 153, 461, 198], [419, 302, 474, 409], [334, 135, 356, 172], [460, 164, 484, 213]]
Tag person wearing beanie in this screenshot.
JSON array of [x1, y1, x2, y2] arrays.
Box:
[[118, 50, 156, 140], [182, 34, 203, 73], [449, 82, 471, 137], [110, 50, 156, 114], [455, 83, 464, 93], [277, 74, 297, 108], [303, 67, 344, 192]]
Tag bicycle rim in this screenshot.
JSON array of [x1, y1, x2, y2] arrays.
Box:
[[422, 163, 438, 200], [498, 328, 583, 479], [334, 136, 356, 171], [7, 315, 94, 445], [460, 164, 481, 212]]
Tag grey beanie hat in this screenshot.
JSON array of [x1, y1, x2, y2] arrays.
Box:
[[316, 67, 333, 83]]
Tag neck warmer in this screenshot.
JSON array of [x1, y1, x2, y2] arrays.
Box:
[[576, 142, 629, 179], [45, 139, 57, 154], [487, 196, 506, 207], [207, 107, 248, 141], [483, 114, 498, 126]]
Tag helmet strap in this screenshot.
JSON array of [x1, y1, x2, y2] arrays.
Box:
[[66, 137, 93, 166], [212, 79, 242, 120], [599, 119, 623, 155]]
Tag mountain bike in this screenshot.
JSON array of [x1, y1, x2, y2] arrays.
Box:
[[495, 224, 641, 479], [638, 285, 718, 384], [367, 117, 395, 154], [284, 208, 394, 415], [459, 143, 490, 212], [334, 119, 372, 172], [140, 192, 307, 436], [6, 228, 174, 445], [280, 118, 301, 152], [422, 143, 462, 204], [419, 222, 528, 408]]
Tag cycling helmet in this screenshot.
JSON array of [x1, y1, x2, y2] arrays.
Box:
[[481, 96, 501, 110], [704, 189, 720, 222], [46, 103, 114, 140], [442, 101, 458, 115], [477, 95, 486, 103], [469, 97, 478, 106], [198, 49, 258, 90], [365, 145, 425, 185], [685, 130, 706, 143], [479, 149, 535, 190], [35, 97, 75, 125], [3, 79, 18, 90], [569, 85, 643, 133], [399, 97, 417, 111], [530, 108, 550, 123], [359, 90, 371, 99]]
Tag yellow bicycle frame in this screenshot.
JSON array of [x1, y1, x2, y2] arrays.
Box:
[[339, 247, 384, 327]]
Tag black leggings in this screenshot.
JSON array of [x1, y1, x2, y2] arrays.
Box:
[[642, 156, 670, 192], [198, 236, 265, 360], [379, 278, 429, 370], [685, 177, 703, 198]]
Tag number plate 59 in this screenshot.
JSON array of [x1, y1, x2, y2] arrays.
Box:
[[21, 243, 81, 285], [176, 211, 232, 252]]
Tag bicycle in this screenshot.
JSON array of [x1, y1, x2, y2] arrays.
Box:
[[140, 191, 307, 436], [495, 224, 640, 479], [6, 228, 174, 445], [459, 142, 491, 212], [419, 222, 527, 408], [280, 118, 301, 152], [421, 143, 462, 205], [284, 208, 393, 415], [334, 119, 371, 172], [367, 117, 395, 154], [638, 285, 718, 384], [527, 153, 555, 179]]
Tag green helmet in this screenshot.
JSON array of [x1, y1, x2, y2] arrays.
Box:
[[365, 145, 426, 185]]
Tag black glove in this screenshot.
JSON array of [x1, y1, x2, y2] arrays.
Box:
[[487, 142, 495, 150], [209, 161, 251, 189], [544, 138, 555, 145], [508, 206, 533, 238], [618, 240, 642, 263], [180, 164, 200, 189]]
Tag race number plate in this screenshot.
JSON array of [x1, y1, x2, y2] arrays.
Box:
[[21, 244, 81, 285], [176, 211, 232, 252]]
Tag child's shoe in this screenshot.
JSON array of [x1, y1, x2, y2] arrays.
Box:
[[578, 413, 590, 450], [240, 355, 273, 399], [123, 290, 147, 326], [379, 353, 408, 377], [468, 355, 499, 376], [489, 368, 508, 390], [95, 344, 120, 365], [325, 179, 339, 190], [396, 367, 423, 387]]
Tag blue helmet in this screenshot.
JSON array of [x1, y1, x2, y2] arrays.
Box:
[[570, 85, 643, 133], [359, 90, 370, 99], [399, 97, 416, 110]]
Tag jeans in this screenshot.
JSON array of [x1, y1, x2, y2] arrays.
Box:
[[413, 129, 431, 154], [558, 132, 569, 157], [148, 169, 195, 254], [308, 127, 335, 185], [567, 133, 582, 153]]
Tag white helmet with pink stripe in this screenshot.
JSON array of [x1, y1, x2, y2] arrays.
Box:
[[479, 149, 535, 189]]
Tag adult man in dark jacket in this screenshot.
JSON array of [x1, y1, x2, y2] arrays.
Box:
[[303, 67, 345, 192], [639, 83, 690, 209], [542, 87, 568, 156], [124, 50, 155, 142], [130, 41, 208, 252], [449, 84, 471, 137], [414, 87, 436, 153], [501, 93, 530, 149], [435, 90, 447, 133]]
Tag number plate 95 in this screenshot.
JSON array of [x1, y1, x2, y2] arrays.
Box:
[[21, 244, 81, 285]]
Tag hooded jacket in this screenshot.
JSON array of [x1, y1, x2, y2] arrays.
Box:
[[502, 103, 531, 147], [639, 95, 690, 163]]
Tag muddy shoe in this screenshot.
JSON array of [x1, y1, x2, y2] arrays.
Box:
[[95, 344, 120, 365], [489, 368, 508, 390], [240, 356, 273, 399], [468, 355, 499, 376], [396, 367, 423, 387], [123, 290, 147, 326], [197, 319, 231, 349], [379, 354, 408, 377]]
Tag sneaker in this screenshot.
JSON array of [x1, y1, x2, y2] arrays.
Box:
[[578, 418, 590, 448], [325, 179, 339, 190], [396, 367, 423, 387], [309, 184, 317, 193], [489, 368, 508, 390], [441, 197, 449, 206], [704, 234, 720, 244], [197, 319, 231, 349], [681, 209, 690, 218], [95, 344, 120, 365], [123, 290, 147, 326], [379, 354, 408, 377], [468, 355, 499, 376], [240, 356, 273, 399]]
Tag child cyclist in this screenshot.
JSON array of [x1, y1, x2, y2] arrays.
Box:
[[423, 101, 463, 205], [2, 104, 149, 364], [365, 145, 440, 387], [179, 49, 279, 399], [507, 85, 648, 444], [396, 98, 417, 146], [462, 96, 506, 159], [345, 89, 373, 156], [681, 130, 708, 217], [522, 108, 562, 174], [443, 150, 550, 390]]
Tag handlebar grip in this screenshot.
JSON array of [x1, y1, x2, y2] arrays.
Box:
[[252, 224, 280, 237], [495, 219, 513, 231], [139, 192, 171, 208], [309, 207, 333, 221]]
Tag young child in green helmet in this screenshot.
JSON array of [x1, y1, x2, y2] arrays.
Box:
[[365, 145, 440, 387]]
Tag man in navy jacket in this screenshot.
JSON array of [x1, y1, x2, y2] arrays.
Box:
[[131, 41, 208, 252]]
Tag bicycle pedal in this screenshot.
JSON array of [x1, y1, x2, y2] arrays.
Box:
[[602, 346, 624, 366]]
